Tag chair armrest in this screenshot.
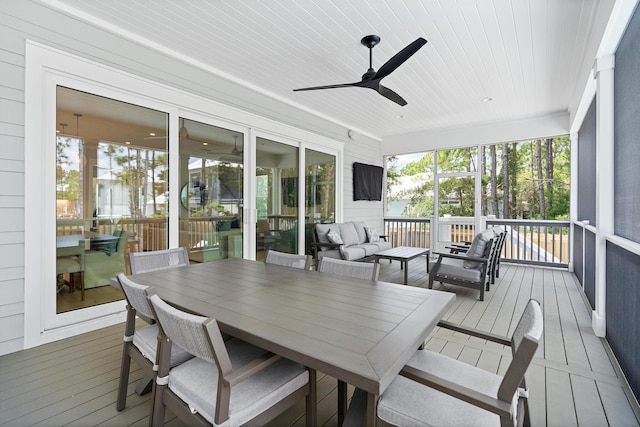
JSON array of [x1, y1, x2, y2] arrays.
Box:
[[226, 352, 281, 386], [433, 252, 489, 264], [399, 365, 514, 419], [310, 242, 342, 250], [445, 245, 469, 254], [437, 320, 511, 346]]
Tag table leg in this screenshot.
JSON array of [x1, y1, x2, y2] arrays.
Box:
[[403, 261, 408, 285], [426, 253, 429, 273], [338, 380, 347, 426]]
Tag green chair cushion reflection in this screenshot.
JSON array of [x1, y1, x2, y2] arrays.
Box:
[[85, 230, 129, 289]]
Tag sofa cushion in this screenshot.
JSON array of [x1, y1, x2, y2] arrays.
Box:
[[327, 228, 343, 244], [353, 243, 382, 257], [463, 229, 493, 269], [339, 222, 359, 247], [351, 221, 368, 244], [340, 246, 367, 261]]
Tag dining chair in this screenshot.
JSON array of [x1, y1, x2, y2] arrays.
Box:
[[372, 299, 543, 427], [128, 247, 189, 274], [317, 257, 380, 281], [265, 249, 313, 270], [56, 240, 86, 300], [317, 255, 380, 425], [146, 290, 317, 426], [115, 273, 193, 411]]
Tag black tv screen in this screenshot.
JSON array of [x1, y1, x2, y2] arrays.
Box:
[[353, 162, 383, 201]]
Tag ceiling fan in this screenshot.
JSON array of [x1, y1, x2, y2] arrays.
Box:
[[205, 135, 243, 157], [293, 35, 427, 106]]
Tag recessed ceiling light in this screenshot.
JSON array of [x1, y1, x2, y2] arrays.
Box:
[[482, 97, 493, 102], [149, 132, 156, 136], [125, 141, 131, 145], [203, 142, 208, 146]]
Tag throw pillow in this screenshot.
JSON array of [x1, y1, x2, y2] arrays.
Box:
[[365, 226, 380, 243], [327, 228, 343, 245]]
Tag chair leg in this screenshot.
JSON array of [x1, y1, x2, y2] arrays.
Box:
[[150, 383, 167, 427], [116, 345, 132, 411], [79, 271, 85, 301]]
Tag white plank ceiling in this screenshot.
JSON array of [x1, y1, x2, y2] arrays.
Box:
[[43, 0, 614, 140]]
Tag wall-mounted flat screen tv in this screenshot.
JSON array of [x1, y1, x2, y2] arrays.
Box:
[[353, 162, 383, 201]]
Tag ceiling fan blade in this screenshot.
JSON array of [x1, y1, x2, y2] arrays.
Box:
[[377, 84, 407, 106], [293, 82, 360, 92], [373, 37, 427, 81]]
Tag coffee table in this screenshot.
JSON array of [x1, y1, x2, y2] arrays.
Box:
[[374, 246, 430, 285]]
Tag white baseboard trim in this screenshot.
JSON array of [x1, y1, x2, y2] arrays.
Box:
[[592, 310, 606, 337]]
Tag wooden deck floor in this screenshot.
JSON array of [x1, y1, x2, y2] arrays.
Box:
[[1, 260, 638, 426]]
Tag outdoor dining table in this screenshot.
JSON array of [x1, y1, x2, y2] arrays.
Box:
[[129, 257, 455, 425]]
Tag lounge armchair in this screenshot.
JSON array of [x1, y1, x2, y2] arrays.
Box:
[[428, 229, 495, 301], [446, 226, 507, 286], [373, 299, 543, 427]]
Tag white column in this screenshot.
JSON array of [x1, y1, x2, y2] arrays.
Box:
[[593, 54, 615, 337], [569, 132, 578, 273]]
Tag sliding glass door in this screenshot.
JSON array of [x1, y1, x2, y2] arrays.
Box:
[[178, 118, 244, 262], [255, 137, 299, 260], [55, 86, 168, 315]]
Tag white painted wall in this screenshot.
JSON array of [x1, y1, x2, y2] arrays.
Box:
[[0, 1, 383, 355]]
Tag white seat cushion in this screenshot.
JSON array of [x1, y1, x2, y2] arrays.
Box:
[[168, 338, 308, 426], [132, 324, 193, 367], [378, 350, 516, 427]]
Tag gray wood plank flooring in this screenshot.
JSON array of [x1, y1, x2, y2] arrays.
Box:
[[0, 260, 638, 426]]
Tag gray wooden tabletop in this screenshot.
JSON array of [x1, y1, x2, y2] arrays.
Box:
[[130, 258, 454, 397]]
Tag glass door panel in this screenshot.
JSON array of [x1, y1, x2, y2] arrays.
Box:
[[435, 175, 476, 253], [179, 118, 244, 263], [55, 86, 168, 314], [304, 149, 335, 254], [255, 138, 299, 260]]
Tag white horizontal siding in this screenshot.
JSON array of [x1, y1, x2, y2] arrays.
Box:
[[342, 134, 385, 230]]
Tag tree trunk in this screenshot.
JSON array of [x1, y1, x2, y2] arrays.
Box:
[[545, 138, 554, 215], [490, 145, 498, 216], [536, 140, 545, 219], [502, 143, 509, 218], [481, 146, 487, 215], [510, 143, 517, 218]]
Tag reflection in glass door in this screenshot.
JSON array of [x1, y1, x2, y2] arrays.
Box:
[[55, 86, 168, 314], [179, 118, 244, 263], [255, 138, 299, 261], [304, 149, 336, 254]]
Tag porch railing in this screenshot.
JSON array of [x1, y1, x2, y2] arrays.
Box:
[[383, 217, 570, 269], [384, 217, 431, 248], [487, 218, 570, 268]]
